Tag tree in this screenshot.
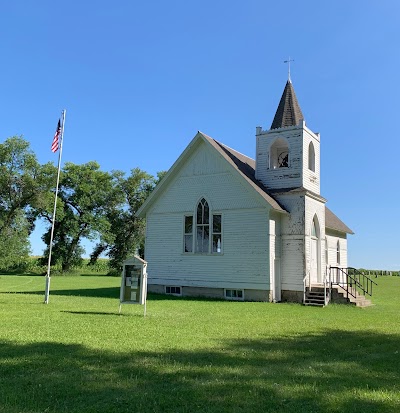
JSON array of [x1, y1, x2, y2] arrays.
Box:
[[40, 161, 124, 272], [90, 168, 156, 272], [0, 136, 54, 269], [0, 211, 30, 270]]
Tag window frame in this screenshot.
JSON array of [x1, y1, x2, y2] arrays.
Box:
[[308, 141, 316, 172], [269, 138, 290, 169], [196, 198, 210, 253], [183, 215, 194, 253], [165, 286, 182, 296], [212, 213, 222, 253], [224, 289, 244, 301], [183, 199, 223, 254]]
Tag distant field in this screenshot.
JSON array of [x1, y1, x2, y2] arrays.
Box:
[[0, 275, 399, 413], [4, 256, 112, 276]]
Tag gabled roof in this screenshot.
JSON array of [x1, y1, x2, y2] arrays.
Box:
[[201, 133, 285, 212], [136, 132, 287, 217], [325, 207, 354, 234], [270, 80, 304, 129], [137, 131, 353, 235]]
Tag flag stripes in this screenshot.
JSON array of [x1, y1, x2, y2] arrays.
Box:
[[51, 119, 61, 153]]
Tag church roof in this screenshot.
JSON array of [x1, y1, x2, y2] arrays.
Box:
[[205, 135, 353, 234], [137, 131, 353, 235], [137, 132, 287, 217], [200, 133, 286, 212], [270, 80, 304, 129], [325, 207, 354, 234]]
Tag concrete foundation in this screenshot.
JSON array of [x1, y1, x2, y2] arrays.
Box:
[[147, 284, 272, 302], [280, 290, 303, 303]]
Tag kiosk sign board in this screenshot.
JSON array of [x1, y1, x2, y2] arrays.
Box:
[[119, 256, 147, 314]]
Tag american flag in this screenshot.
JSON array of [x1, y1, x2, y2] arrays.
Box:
[[51, 119, 61, 153]]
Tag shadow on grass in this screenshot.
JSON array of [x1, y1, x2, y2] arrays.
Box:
[[0, 271, 43, 276], [12, 287, 121, 299], [0, 330, 399, 413], [61, 310, 123, 316], [12, 288, 221, 302]]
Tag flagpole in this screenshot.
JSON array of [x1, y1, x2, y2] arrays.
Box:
[[44, 109, 66, 304]]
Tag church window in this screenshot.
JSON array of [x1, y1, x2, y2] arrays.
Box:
[[184, 216, 193, 252], [269, 138, 289, 169], [196, 198, 210, 253], [183, 199, 222, 254], [336, 240, 341, 265], [212, 214, 222, 253], [308, 142, 315, 172], [311, 219, 317, 238]]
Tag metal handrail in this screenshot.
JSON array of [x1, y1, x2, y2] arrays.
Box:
[[347, 267, 378, 296], [330, 267, 377, 299]]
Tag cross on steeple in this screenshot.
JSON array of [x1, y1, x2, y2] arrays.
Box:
[[284, 57, 294, 82]]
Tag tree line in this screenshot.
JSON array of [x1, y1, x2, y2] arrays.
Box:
[[0, 136, 164, 273]]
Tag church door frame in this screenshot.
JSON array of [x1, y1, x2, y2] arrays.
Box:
[[310, 216, 321, 284]]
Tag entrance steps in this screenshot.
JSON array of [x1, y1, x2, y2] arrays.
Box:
[[304, 284, 373, 307], [304, 285, 327, 307], [333, 285, 373, 308]]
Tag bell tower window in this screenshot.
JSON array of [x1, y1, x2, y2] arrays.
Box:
[[308, 141, 315, 172], [269, 138, 289, 169]]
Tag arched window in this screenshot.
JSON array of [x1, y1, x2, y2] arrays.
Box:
[[308, 142, 315, 172], [269, 138, 289, 169], [311, 219, 317, 238], [196, 198, 209, 253], [184, 198, 222, 254], [336, 240, 341, 265]]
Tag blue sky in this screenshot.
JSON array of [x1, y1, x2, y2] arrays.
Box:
[[1, 1, 399, 270]]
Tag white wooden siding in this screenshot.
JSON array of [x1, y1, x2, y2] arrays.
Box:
[[280, 236, 304, 290], [255, 125, 320, 194], [256, 127, 303, 189], [269, 219, 276, 296], [179, 141, 229, 177], [145, 208, 270, 290], [304, 196, 326, 279], [150, 142, 266, 214], [268, 193, 326, 290], [302, 129, 320, 194], [144, 140, 273, 291], [272, 194, 305, 291], [326, 230, 348, 268]]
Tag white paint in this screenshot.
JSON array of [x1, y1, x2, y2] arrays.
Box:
[[255, 124, 320, 194], [311, 238, 318, 283], [140, 83, 352, 302]]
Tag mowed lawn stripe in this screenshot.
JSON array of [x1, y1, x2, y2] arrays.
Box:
[[0, 275, 399, 413]]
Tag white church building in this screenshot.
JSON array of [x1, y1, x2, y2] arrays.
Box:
[[137, 80, 354, 303]]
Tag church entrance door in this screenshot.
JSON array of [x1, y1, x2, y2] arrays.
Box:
[[311, 238, 319, 283]]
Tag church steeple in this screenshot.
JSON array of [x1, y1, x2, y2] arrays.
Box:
[[256, 78, 320, 194], [270, 80, 304, 130]]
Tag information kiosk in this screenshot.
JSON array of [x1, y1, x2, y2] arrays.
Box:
[[119, 256, 148, 315]]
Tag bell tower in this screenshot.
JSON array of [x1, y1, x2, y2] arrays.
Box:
[[255, 80, 320, 195]]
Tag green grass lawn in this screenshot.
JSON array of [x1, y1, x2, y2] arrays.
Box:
[[0, 275, 399, 413]]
